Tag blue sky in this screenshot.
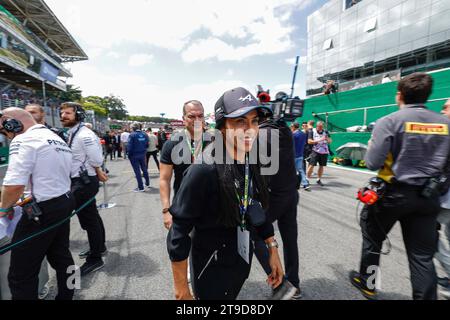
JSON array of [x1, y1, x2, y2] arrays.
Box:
[[47, 0, 328, 119]]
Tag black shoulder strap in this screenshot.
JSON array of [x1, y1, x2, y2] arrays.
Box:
[[68, 124, 83, 149]]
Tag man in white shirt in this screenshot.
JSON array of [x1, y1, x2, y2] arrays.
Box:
[[120, 129, 130, 160], [0, 107, 75, 300], [60, 102, 107, 276], [24, 103, 58, 300]]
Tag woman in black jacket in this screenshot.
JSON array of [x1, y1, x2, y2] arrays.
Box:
[[167, 87, 284, 300]]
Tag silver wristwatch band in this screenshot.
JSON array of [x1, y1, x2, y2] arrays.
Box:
[[267, 240, 279, 249]]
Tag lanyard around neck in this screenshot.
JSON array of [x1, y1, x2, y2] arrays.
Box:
[[185, 129, 202, 158], [234, 153, 250, 230], [69, 123, 83, 149]]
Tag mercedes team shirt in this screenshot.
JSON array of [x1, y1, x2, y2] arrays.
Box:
[[3, 124, 72, 202]]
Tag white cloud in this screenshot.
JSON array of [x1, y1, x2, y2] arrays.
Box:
[[106, 51, 121, 59], [285, 57, 296, 65], [273, 83, 302, 95], [285, 56, 307, 65], [45, 0, 316, 116], [128, 54, 154, 67], [86, 47, 104, 59], [46, 0, 314, 61], [68, 62, 248, 119]]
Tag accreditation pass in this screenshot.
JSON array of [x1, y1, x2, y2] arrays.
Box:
[[237, 227, 250, 264]]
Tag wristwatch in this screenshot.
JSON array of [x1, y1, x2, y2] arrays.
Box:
[[266, 239, 279, 249], [162, 208, 170, 215]]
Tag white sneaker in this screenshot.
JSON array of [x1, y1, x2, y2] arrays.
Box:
[[272, 279, 297, 300], [133, 188, 145, 193]]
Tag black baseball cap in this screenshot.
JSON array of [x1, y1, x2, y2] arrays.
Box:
[[214, 87, 272, 123]]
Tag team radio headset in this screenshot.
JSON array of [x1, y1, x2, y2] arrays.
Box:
[[356, 177, 392, 255], [63, 105, 91, 185], [0, 114, 24, 136]]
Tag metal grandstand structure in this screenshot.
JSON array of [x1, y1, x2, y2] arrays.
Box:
[[0, 0, 87, 62], [0, 0, 87, 94], [0, 0, 88, 132]]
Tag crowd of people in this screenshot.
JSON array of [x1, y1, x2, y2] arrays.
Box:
[[159, 74, 450, 301], [0, 72, 448, 301], [290, 120, 332, 191], [0, 87, 59, 110]]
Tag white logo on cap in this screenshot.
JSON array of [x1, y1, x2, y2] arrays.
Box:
[[239, 95, 253, 102]]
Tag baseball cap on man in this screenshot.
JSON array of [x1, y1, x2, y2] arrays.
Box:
[[214, 87, 272, 124]]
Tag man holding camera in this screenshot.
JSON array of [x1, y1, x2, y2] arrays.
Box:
[[253, 92, 302, 300], [350, 73, 450, 300], [60, 102, 108, 276], [0, 108, 75, 300]]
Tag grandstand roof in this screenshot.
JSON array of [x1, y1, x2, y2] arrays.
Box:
[[0, 0, 88, 62]]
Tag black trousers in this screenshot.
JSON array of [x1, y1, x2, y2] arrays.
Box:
[[8, 193, 75, 300], [193, 261, 250, 300], [146, 151, 160, 171], [191, 239, 252, 300], [358, 184, 440, 300], [253, 192, 300, 288], [72, 176, 106, 263], [106, 145, 114, 161]]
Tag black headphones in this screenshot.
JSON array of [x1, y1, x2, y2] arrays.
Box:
[[60, 103, 86, 122], [75, 105, 86, 122], [2, 118, 24, 133]]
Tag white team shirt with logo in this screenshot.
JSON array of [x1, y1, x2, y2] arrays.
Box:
[[3, 124, 72, 202], [68, 124, 103, 178]]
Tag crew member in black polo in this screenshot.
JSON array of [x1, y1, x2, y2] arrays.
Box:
[[159, 100, 207, 229]]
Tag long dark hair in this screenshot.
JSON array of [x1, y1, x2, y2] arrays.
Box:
[[212, 139, 270, 228]]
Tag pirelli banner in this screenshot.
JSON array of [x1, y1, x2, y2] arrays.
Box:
[[405, 122, 449, 135]]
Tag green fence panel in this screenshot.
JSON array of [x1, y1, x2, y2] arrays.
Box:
[[297, 68, 450, 129]]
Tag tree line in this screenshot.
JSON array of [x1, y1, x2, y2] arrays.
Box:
[[48, 85, 175, 123]]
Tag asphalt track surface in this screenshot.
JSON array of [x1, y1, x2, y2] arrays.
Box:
[[46, 158, 446, 300]]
